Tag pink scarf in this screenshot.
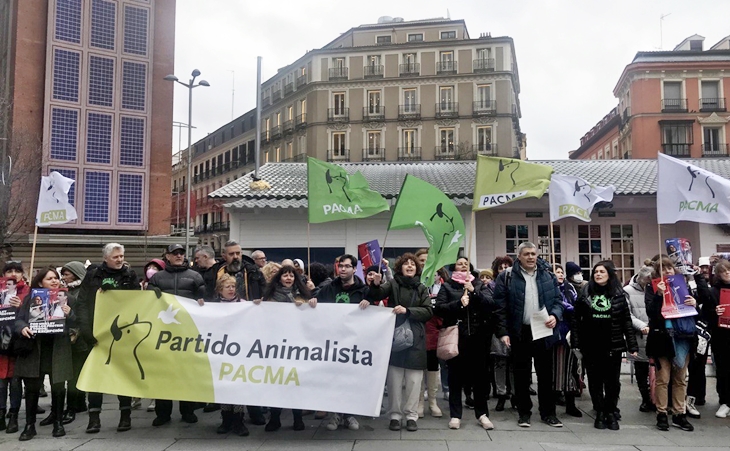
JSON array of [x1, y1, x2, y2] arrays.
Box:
[[450, 271, 475, 285]]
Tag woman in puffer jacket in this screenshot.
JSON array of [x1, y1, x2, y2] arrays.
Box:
[[624, 265, 655, 412], [551, 264, 581, 418], [572, 261, 638, 431]]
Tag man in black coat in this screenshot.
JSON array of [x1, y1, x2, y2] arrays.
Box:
[[75, 243, 140, 434], [193, 245, 222, 301], [148, 244, 205, 426]]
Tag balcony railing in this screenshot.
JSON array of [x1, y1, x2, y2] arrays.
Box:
[[329, 67, 348, 80], [473, 58, 495, 72], [297, 74, 308, 88], [260, 131, 270, 144], [281, 153, 307, 162], [397, 147, 422, 161], [272, 89, 282, 102], [211, 221, 230, 232], [661, 98, 687, 112], [362, 148, 386, 162], [327, 149, 350, 162], [284, 82, 294, 95], [434, 146, 457, 160], [662, 143, 691, 157], [295, 113, 307, 129], [327, 108, 350, 122], [398, 104, 421, 120], [399, 63, 420, 77], [702, 143, 729, 157], [699, 98, 727, 112], [435, 102, 459, 119], [262, 96, 271, 107], [283, 120, 293, 134], [270, 125, 282, 139], [473, 100, 496, 116], [364, 65, 384, 78], [363, 106, 385, 121], [437, 61, 457, 74], [472, 143, 497, 156]]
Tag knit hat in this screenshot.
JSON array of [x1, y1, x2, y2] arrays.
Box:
[[62, 261, 87, 281], [145, 258, 166, 272], [366, 265, 380, 274], [479, 269, 494, 279], [565, 262, 582, 279]]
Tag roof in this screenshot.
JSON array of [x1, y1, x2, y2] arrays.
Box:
[[211, 159, 730, 210]]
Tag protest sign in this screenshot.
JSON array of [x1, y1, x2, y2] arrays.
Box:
[[719, 289, 730, 329], [666, 238, 694, 274], [28, 288, 68, 334], [652, 275, 698, 319]]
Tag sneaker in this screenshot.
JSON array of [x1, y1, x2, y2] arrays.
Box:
[[716, 404, 730, 418], [345, 416, 359, 431], [405, 419, 418, 431], [656, 412, 669, 431], [389, 419, 401, 431], [147, 401, 156, 412], [672, 414, 694, 431], [448, 418, 460, 429], [542, 415, 563, 427], [518, 415, 531, 427], [686, 396, 700, 419], [478, 414, 494, 430], [326, 414, 341, 431], [130, 398, 142, 409]]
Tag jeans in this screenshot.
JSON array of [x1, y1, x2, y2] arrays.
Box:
[[0, 375, 21, 411], [494, 356, 514, 397], [511, 327, 556, 418]]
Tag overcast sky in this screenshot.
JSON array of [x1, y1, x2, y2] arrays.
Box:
[[169, 0, 730, 160]]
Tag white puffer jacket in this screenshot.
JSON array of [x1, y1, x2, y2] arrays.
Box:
[[624, 275, 649, 362]]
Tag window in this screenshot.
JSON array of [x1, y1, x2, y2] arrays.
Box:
[[403, 89, 417, 110], [701, 81, 721, 110], [333, 92, 346, 115], [55, 0, 82, 44], [438, 128, 454, 154], [118, 173, 144, 224], [333, 57, 346, 68], [123, 5, 148, 55], [275, 112, 281, 126], [287, 106, 294, 121], [604, 145, 610, 159], [610, 224, 635, 283], [597, 150, 603, 159], [88, 55, 115, 107], [86, 112, 112, 164], [376, 35, 391, 44], [401, 129, 418, 158], [476, 127, 492, 152], [440, 51, 454, 63], [367, 131, 381, 155], [121, 61, 146, 110], [50, 108, 78, 161], [578, 225, 602, 279], [476, 48, 491, 60], [439, 86, 454, 110], [703, 127, 722, 153], [274, 146, 280, 162], [90, 0, 116, 50], [438, 51, 455, 73], [505, 224, 529, 260], [285, 142, 293, 159], [663, 81, 684, 111], [84, 171, 111, 222], [408, 33, 424, 42], [440, 31, 456, 39], [120, 116, 145, 166], [53, 49, 80, 102], [661, 121, 693, 156], [368, 55, 381, 66], [537, 224, 561, 266], [612, 140, 619, 159], [403, 53, 416, 64], [332, 132, 346, 157], [367, 90, 381, 114]]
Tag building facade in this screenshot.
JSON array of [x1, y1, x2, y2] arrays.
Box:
[[571, 34, 730, 160], [2, 0, 176, 269]]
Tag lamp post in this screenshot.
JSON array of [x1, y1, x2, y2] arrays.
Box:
[[164, 70, 209, 258]]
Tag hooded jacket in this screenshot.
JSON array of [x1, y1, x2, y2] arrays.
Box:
[[624, 275, 649, 361], [149, 260, 206, 300], [316, 275, 368, 304]]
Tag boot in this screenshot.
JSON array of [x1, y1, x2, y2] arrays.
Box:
[[19, 389, 39, 441], [6, 409, 19, 434], [565, 394, 582, 417], [427, 371, 443, 417], [51, 390, 66, 437], [117, 408, 131, 432], [62, 409, 76, 424], [39, 411, 56, 426], [232, 412, 249, 436], [19, 424, 36, 441], [86, 411, 101, 433], [639, 386, 656, 412], [496, 396, 506, 412], [265, 408, 282, 432], [217, 410, 234, 434], [0, 408, 5, 430]]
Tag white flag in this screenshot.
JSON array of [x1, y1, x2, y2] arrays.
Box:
[[657, 153, 730, 224], [36, 171, 78, 226], [548, 174, 615, 222]]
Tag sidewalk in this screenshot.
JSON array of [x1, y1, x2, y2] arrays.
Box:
[[1, 375, 728, 451]]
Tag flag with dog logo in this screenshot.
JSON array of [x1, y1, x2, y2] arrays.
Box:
[[77, 290, 395, 416], [549, 174, 615, 222], [307, 157, 389, 223], [657, 153, 730, 224], [36, 171, 78, 226], [388, 175, 465, 286], [473, 156, 553, 210]]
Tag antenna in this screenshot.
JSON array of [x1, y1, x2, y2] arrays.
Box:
[[228, 70, 235, 120], [446, 9, 450, 19], [659, 13, 671, 50]]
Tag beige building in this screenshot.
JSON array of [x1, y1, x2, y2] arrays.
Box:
[[174, 17, 525, 252]]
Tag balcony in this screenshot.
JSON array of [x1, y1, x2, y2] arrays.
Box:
[[364, 65, 384, 78], [295, 113, 307, 129], [434, 146, 457, 160], [362, 148, 386, 162], [661, 98, 687, 112], [260, 131, 270, 144], [437, 61, 457, 75], [702, 143, 729, 157], [435, 102, 459, 119], [398, 104, 421, 120], [297, 74, 308, 88], [329, 67, 348, 80], [283, 120, 293, 134], [270, 125, 282, 140], [397, 147, 422, 161], [281, 153, 307, 162], [284, 82, 294, 95], [363, 106, 385, 121], [662, 143, 691, 157], [327, 149, 350, 162], [473, 100, 497, 117], [700, 98, 727, 112], [620, 106, 631, 128], [472, 143, 497, 157], [327, 108, 349, 123], [399, 63, 420, 77], [473, 58, 495, 72], [211, 221, 230, 232], [271, 89, 281, 102]]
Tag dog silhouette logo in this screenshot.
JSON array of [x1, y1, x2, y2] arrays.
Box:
[[573, 180, 593, 201], [325, 169, 351, 202], [106, 315, 152, 380], [686, 166, 716, 198], [429, 203, 461, 254], [496, 159, 520, 186]]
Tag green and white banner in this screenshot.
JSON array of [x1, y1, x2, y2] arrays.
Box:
[[78, 291, 395, 416]]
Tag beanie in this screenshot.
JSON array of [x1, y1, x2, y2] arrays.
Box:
[[479, 269, 494, 279], [565, 262, 582, 279], [365, 265, 380, 274], [62, 261, 87, 281]]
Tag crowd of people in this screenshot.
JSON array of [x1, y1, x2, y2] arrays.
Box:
[[0, 239, 729, 441]]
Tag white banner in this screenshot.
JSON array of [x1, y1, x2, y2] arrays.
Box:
[[78, 291, 395, 417], [36, 171, 77, 226], [548, 173, 615, 222], [657, 153, 730, 224]]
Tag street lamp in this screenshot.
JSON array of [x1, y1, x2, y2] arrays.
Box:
[[164, 69, 210, 258]]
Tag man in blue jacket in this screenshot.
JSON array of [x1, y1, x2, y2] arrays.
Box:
[[493, 242, 564, 428]]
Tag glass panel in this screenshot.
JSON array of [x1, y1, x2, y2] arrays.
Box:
[[611, 240, 622, 253], [518, 225, 529, 239], [611, 225, 621, 239], [578, 225, 588, 239], [591, 240, 602, 253], [579, 241, 589, 253], [506, 225, 516, 239]]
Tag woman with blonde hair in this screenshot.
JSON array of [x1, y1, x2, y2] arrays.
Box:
[[261, 262, 282, 283]]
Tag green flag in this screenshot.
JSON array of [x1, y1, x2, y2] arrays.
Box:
[[473, 156, 553, 210], [388, 175, 465, 286], [307, 157, 389, 223]]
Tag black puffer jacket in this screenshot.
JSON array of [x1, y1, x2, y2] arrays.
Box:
[[435, 278, 494, 337], [317, 276, 368, 304], [149, 262, 206, 300], [571, 286, 638, 354]]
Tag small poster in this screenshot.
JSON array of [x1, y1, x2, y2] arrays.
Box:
[[0, 278, 29, 324], [666, 238, 693, 274], [719, 289, 730, 329], [653, 275, 698, 319], [358, 239, 388, 272], [28, 288, 68, 334]]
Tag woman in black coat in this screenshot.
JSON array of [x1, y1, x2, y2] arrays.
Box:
[[571, 261, 637, 431], [15, 267, 74, 441], [435, 257, 495, 431]]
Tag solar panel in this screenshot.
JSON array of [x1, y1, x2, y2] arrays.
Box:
[[123, 5, 148, 56], [90, 0, 116, 50], [88, 55, 114, 107], [53, 49, 80, 102], [117, 173, 143, 223], [121, 61, 146, 110], [50, 108, 78, 161], [120, 116, 145, 166], [86, 112, 112, 164], [55, 0, 81, 44], [83, 171, 110, 222]]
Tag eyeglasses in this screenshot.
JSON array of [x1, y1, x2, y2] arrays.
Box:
[[254, 257, 267, 261], [170, 251, 185, 257], [338, 264, 353, 269]]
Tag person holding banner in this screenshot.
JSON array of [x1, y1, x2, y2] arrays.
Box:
[[15, 268, 73, 441], [435, 257, 495, 431], [0, 261, 26, 434], [368, 253, 433, 432], [571, 261, 638, 431], [645, 258, 697, 432], [702, 260, 730, 419]]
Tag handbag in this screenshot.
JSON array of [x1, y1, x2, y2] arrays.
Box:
[[437, 325, 459, 360], [11, 334, 34, 357], [392, 319, 414, 353]]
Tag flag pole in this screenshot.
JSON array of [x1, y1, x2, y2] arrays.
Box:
[[378, 229, 389, 269], [549, 222, 557, 269], [658, 223, 663, 277], [29, 225, 38, 276], [307, 222, 311, 280], [467, 210, 475, 263]]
